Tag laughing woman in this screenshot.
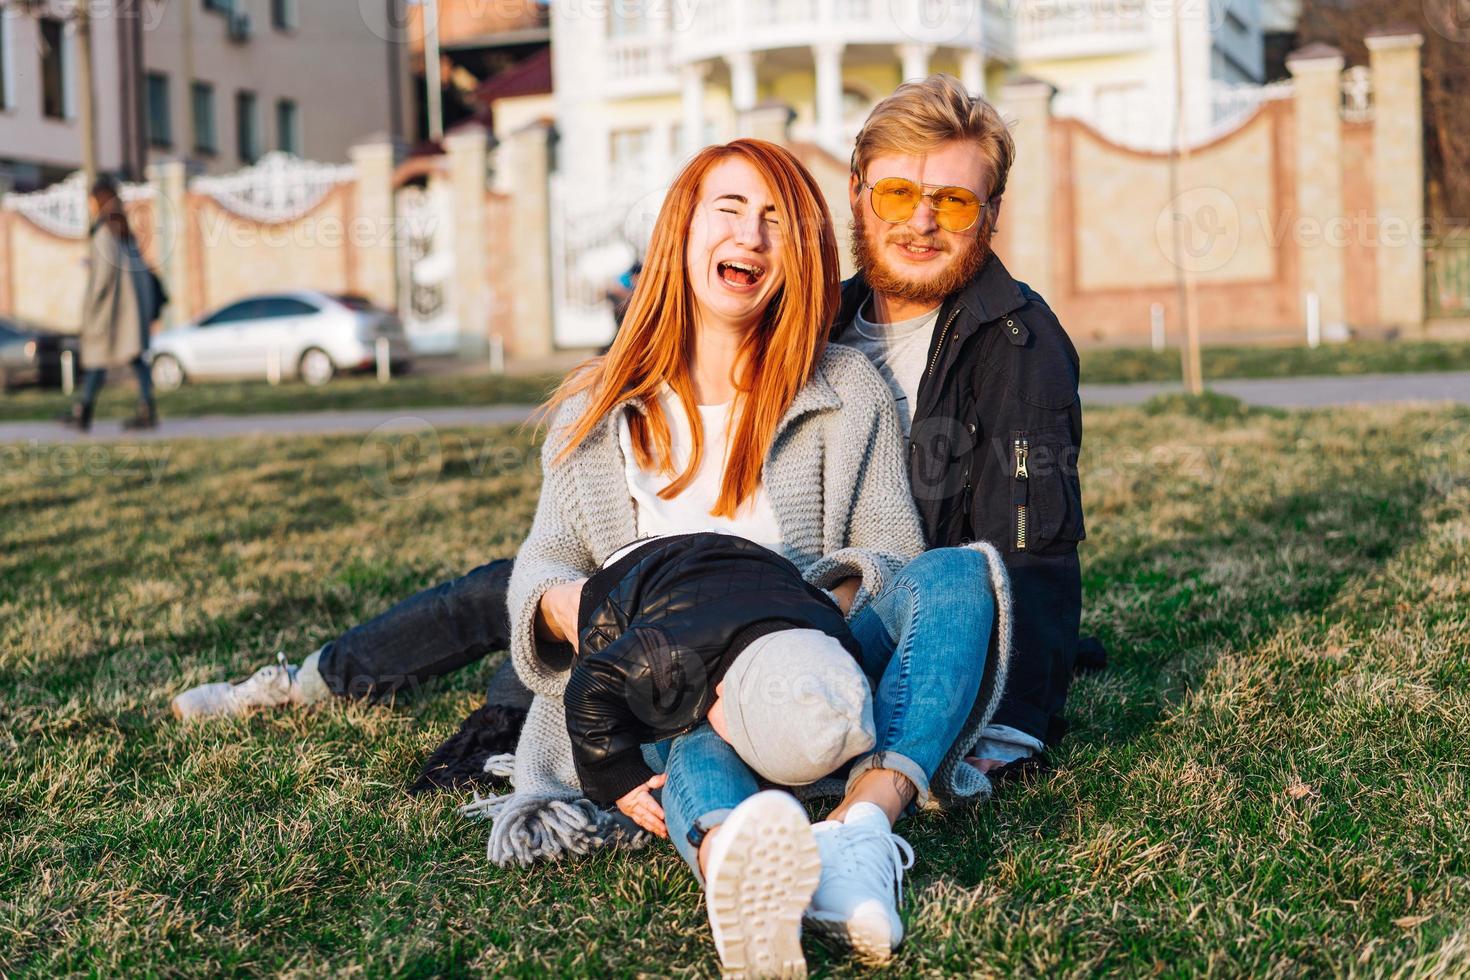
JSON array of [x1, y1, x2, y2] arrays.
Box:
[[477, 138, 918, 969]]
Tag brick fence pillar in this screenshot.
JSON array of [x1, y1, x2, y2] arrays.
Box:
[[1366, 30, 1426, 334], [998, 77, 1055, 300], [446, 125, 491, 359], [348, 138, 398, 313], [1287, 44, 1348, 336], [499, 121, 554, 361], [147, 159, 192, 328]]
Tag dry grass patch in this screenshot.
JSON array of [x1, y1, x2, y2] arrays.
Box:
[[2, 403, 1468, 976]]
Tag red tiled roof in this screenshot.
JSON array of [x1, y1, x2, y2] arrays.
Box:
[[475, 47, 553, 105]]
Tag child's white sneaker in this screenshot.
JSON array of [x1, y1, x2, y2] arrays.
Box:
[[703, 790, 822, 979], [171, 652, 320, 721]]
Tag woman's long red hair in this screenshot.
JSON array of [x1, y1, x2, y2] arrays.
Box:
[[543, 138, 840, 519]]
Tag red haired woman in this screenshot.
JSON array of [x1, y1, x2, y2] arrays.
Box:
[[484, 139, 920, 969]]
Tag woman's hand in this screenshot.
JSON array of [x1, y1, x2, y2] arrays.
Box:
[[536, 578, 587, 652], [616, 773, 668, 838]]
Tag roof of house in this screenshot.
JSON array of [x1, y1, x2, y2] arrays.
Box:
[[475, 47, 553, 105]]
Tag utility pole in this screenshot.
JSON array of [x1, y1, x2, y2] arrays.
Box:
[[1169, 0, 1204, 396], [182, 0, 196, 159], [75, 3, 96, 183], [424, 0, 444, 142]]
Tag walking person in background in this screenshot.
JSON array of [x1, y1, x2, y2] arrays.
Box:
[[63, 176, 166, 433]]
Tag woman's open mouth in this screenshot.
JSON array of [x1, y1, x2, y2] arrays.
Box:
[[717, 259, 766, 289]]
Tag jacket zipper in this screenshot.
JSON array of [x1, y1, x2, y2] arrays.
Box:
[[909, 306, 964, 473], [922, 306, 963, 391], [1013, 436, 1030, 551]]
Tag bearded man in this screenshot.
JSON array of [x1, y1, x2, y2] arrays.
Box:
[[831, 74, 1085, 779]]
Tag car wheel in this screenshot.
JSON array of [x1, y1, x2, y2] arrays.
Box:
[[152, 353, 185, 392], [298, 347, 335, 387]]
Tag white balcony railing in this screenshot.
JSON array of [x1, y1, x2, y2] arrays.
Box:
[[606, 34, 675, 88], [675, 0, 995, 65], [1015, 0, 1153, 60]]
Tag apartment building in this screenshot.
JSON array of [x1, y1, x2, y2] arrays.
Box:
[[0, 0, 411, 192], [547, 0, 1270, 206]]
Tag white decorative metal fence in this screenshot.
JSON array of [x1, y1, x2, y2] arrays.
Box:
[[395, 180, 460, 355], [191, 152, 356, 223], [548, 175, 656, 349], [2, 171, 155, 239]]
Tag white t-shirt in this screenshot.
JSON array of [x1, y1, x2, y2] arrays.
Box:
[[835, 301, 941, 437], [616, 387, 783, 553]]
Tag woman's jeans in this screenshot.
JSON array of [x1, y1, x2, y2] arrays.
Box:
[[80, 357, 153, 408], [651, 546, 996, 879]]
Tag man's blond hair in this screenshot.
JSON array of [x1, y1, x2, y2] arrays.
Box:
[[851, 74, 1015, 200]]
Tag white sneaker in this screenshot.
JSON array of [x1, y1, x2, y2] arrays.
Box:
[[803, 802, 916, 962], [171, 652, 310, 721], [703, 790, 822, 979]]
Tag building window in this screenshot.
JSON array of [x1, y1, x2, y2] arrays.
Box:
[[203, 0, 234, 13], [236, 90, 260, 163], [610, 127, 651, 176], [271, 0, 297, 31], [39, 17, 72, 120], [276, 98, 299, 155], [192, 82, 216, 155], [146, 72, 171, 147]]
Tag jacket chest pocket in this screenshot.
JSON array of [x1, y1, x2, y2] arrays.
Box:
[[1009, 425, 1085, 552]]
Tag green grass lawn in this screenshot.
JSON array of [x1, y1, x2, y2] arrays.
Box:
[[0, 370, 562, 423], [1080, 338, 1470, 385], [2, 403, 1468, 975], [4, 338, 1469, 424]]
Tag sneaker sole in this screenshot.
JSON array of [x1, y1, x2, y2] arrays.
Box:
[[706, 791, 822, 980], [803, 907, 899, 963], [170, 683, 237, 721]]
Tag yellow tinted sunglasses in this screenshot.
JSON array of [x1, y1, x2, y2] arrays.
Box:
[[862, 176, 986, 232]]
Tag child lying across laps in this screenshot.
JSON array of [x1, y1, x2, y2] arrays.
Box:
[[562, 531, 877, 835]]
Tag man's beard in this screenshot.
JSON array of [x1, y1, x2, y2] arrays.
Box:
[[850, 208, 992, 307]]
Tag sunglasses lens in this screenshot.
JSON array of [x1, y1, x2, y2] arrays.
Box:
[[934, 189, 982, 232], [870, 178, 982, 231], [871, 178, 920, 223]]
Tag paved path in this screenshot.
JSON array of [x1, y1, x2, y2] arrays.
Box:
[[1079, 370, 1469, 409], [2, 371, 1466, 445], [0, 405, 541, 445]]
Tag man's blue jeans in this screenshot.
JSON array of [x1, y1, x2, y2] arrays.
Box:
[[650, 546, 996, 878]]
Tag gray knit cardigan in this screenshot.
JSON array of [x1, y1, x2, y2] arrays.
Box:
[[462, 344, 1014, 866]]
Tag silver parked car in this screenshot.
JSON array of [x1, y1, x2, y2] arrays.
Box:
[[149, 290, 413, 390]]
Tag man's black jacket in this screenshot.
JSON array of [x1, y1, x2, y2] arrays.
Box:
[[833, 253, 1085, 745], [565, 532, 860, 804]]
